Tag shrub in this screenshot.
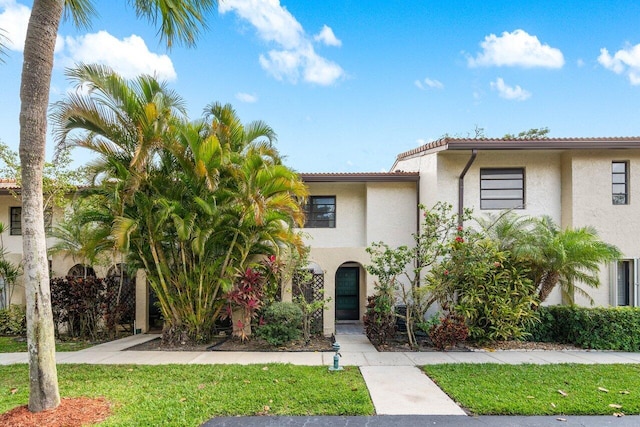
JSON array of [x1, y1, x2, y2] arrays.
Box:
[[429, 235, 540, 343], [428, 310, 468, 350], [363, 282, 396, 346], [50, 275, 135, 340], [525, 305, 640, 351], [256, 301, 303, 346], [0, 304, 26, 335]]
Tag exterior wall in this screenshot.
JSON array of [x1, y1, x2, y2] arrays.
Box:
[[566, 151, 640, 306], [436, 151, 563, 222], [365, 182, 417, 246], [302, 183, 366, 248], [301, 180, 418, 334]]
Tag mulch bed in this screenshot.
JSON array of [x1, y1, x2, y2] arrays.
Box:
[[0, 397, 111, 427], [126, 335, 334, 352], [372, 333, 581, 352]]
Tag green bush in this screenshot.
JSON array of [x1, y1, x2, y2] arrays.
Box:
[[526, 305, 640, 351], [429, 235, 540, 342], [0, 305, 26, 336], [256, 302, 303, 346]]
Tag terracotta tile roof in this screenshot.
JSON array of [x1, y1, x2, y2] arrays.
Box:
[[0, 179, 20, 190], [299, 171, 419, 182], [395, 136, 640, 161]]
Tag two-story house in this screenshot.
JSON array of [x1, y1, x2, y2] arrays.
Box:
[[297, 137, 640, 334]]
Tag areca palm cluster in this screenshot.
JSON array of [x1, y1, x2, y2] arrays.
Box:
[[53, 64, 307, 343]]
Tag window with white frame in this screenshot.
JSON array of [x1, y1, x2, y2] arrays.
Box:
[[612, 260, 637, 307]]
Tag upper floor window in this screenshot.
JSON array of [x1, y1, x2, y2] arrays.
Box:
[[10, 207, 53, 236], [612, 161, 629, 205], [303, 196, 336, 228], [480, 168, 525, 209]]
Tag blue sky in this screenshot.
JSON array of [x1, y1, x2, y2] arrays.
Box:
[[2, 0, 640, 173]]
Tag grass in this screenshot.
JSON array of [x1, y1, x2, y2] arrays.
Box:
[[0, 336, 95, 352], [423, 363, 640, 415], [0, 364, 374, 425]]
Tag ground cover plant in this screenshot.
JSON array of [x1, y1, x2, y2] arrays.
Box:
[[423, 364, 640, 415], [0, 364, 373, 425]]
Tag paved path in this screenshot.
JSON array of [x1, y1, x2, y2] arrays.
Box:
[[3, 331, 640, 421]]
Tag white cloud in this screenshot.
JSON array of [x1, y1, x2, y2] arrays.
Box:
[[220, 0, 344, 85], [236, 92, 258, 103], [0, 0, 29, 51], [424, 77, 443, 89], [0, 1, 173, 79], [415, 77, 443, 90], [468, 29, 564, 68], [0, 0, 64, 53], [490, 77, 531, 101], [314, 25, 341, 47], [598, 44, 640, 85], [62, 31, 176, 81]]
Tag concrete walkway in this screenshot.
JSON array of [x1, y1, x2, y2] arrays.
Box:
[[3, 331, 640, 419]]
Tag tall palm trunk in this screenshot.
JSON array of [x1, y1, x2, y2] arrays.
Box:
[[19, 0, 63, 412], [537, 270, 561, 305]]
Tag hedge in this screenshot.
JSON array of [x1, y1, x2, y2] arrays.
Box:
[[525, 305, 640, 351]]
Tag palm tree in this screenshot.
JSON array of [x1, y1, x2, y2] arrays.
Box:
[[53, 68, 307, 344], [480, 213, 621, 305], [0, 28, 8, 63], [19, 0, 215, 412], [531, 216, 621, 305]]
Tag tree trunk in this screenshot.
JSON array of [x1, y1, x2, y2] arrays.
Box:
[[19, 0, 64, 412], [537, 270, 561, 304]]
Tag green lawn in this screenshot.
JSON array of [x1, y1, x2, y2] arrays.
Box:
[[424, 363, 640, 415], [0, 364, 373, 425], [0, 336, 95, 352]]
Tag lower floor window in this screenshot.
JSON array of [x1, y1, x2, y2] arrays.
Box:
[[614, 260, 636, 306]]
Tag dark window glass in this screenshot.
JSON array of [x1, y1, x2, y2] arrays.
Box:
[[303, 196, 336, 228], [612, 161, 628, 205], [480, 168, 524, 209], [617, 260, 631, 306]]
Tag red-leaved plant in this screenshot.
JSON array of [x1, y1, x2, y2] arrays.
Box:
[[221, 268, 266, 341]]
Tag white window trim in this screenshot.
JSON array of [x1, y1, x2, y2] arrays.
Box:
[[610, 259, 639, 307]]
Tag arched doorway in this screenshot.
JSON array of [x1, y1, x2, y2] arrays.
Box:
[[335, 265, 360, 321]]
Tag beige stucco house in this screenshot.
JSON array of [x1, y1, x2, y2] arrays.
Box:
[[293, 137, 640, 334], [2, 137, 639, 336]]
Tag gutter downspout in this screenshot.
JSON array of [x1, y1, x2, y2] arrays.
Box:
[[458, 149, 478, 226]]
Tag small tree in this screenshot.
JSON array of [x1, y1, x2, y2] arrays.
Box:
[[366, 202, 466, 348]]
